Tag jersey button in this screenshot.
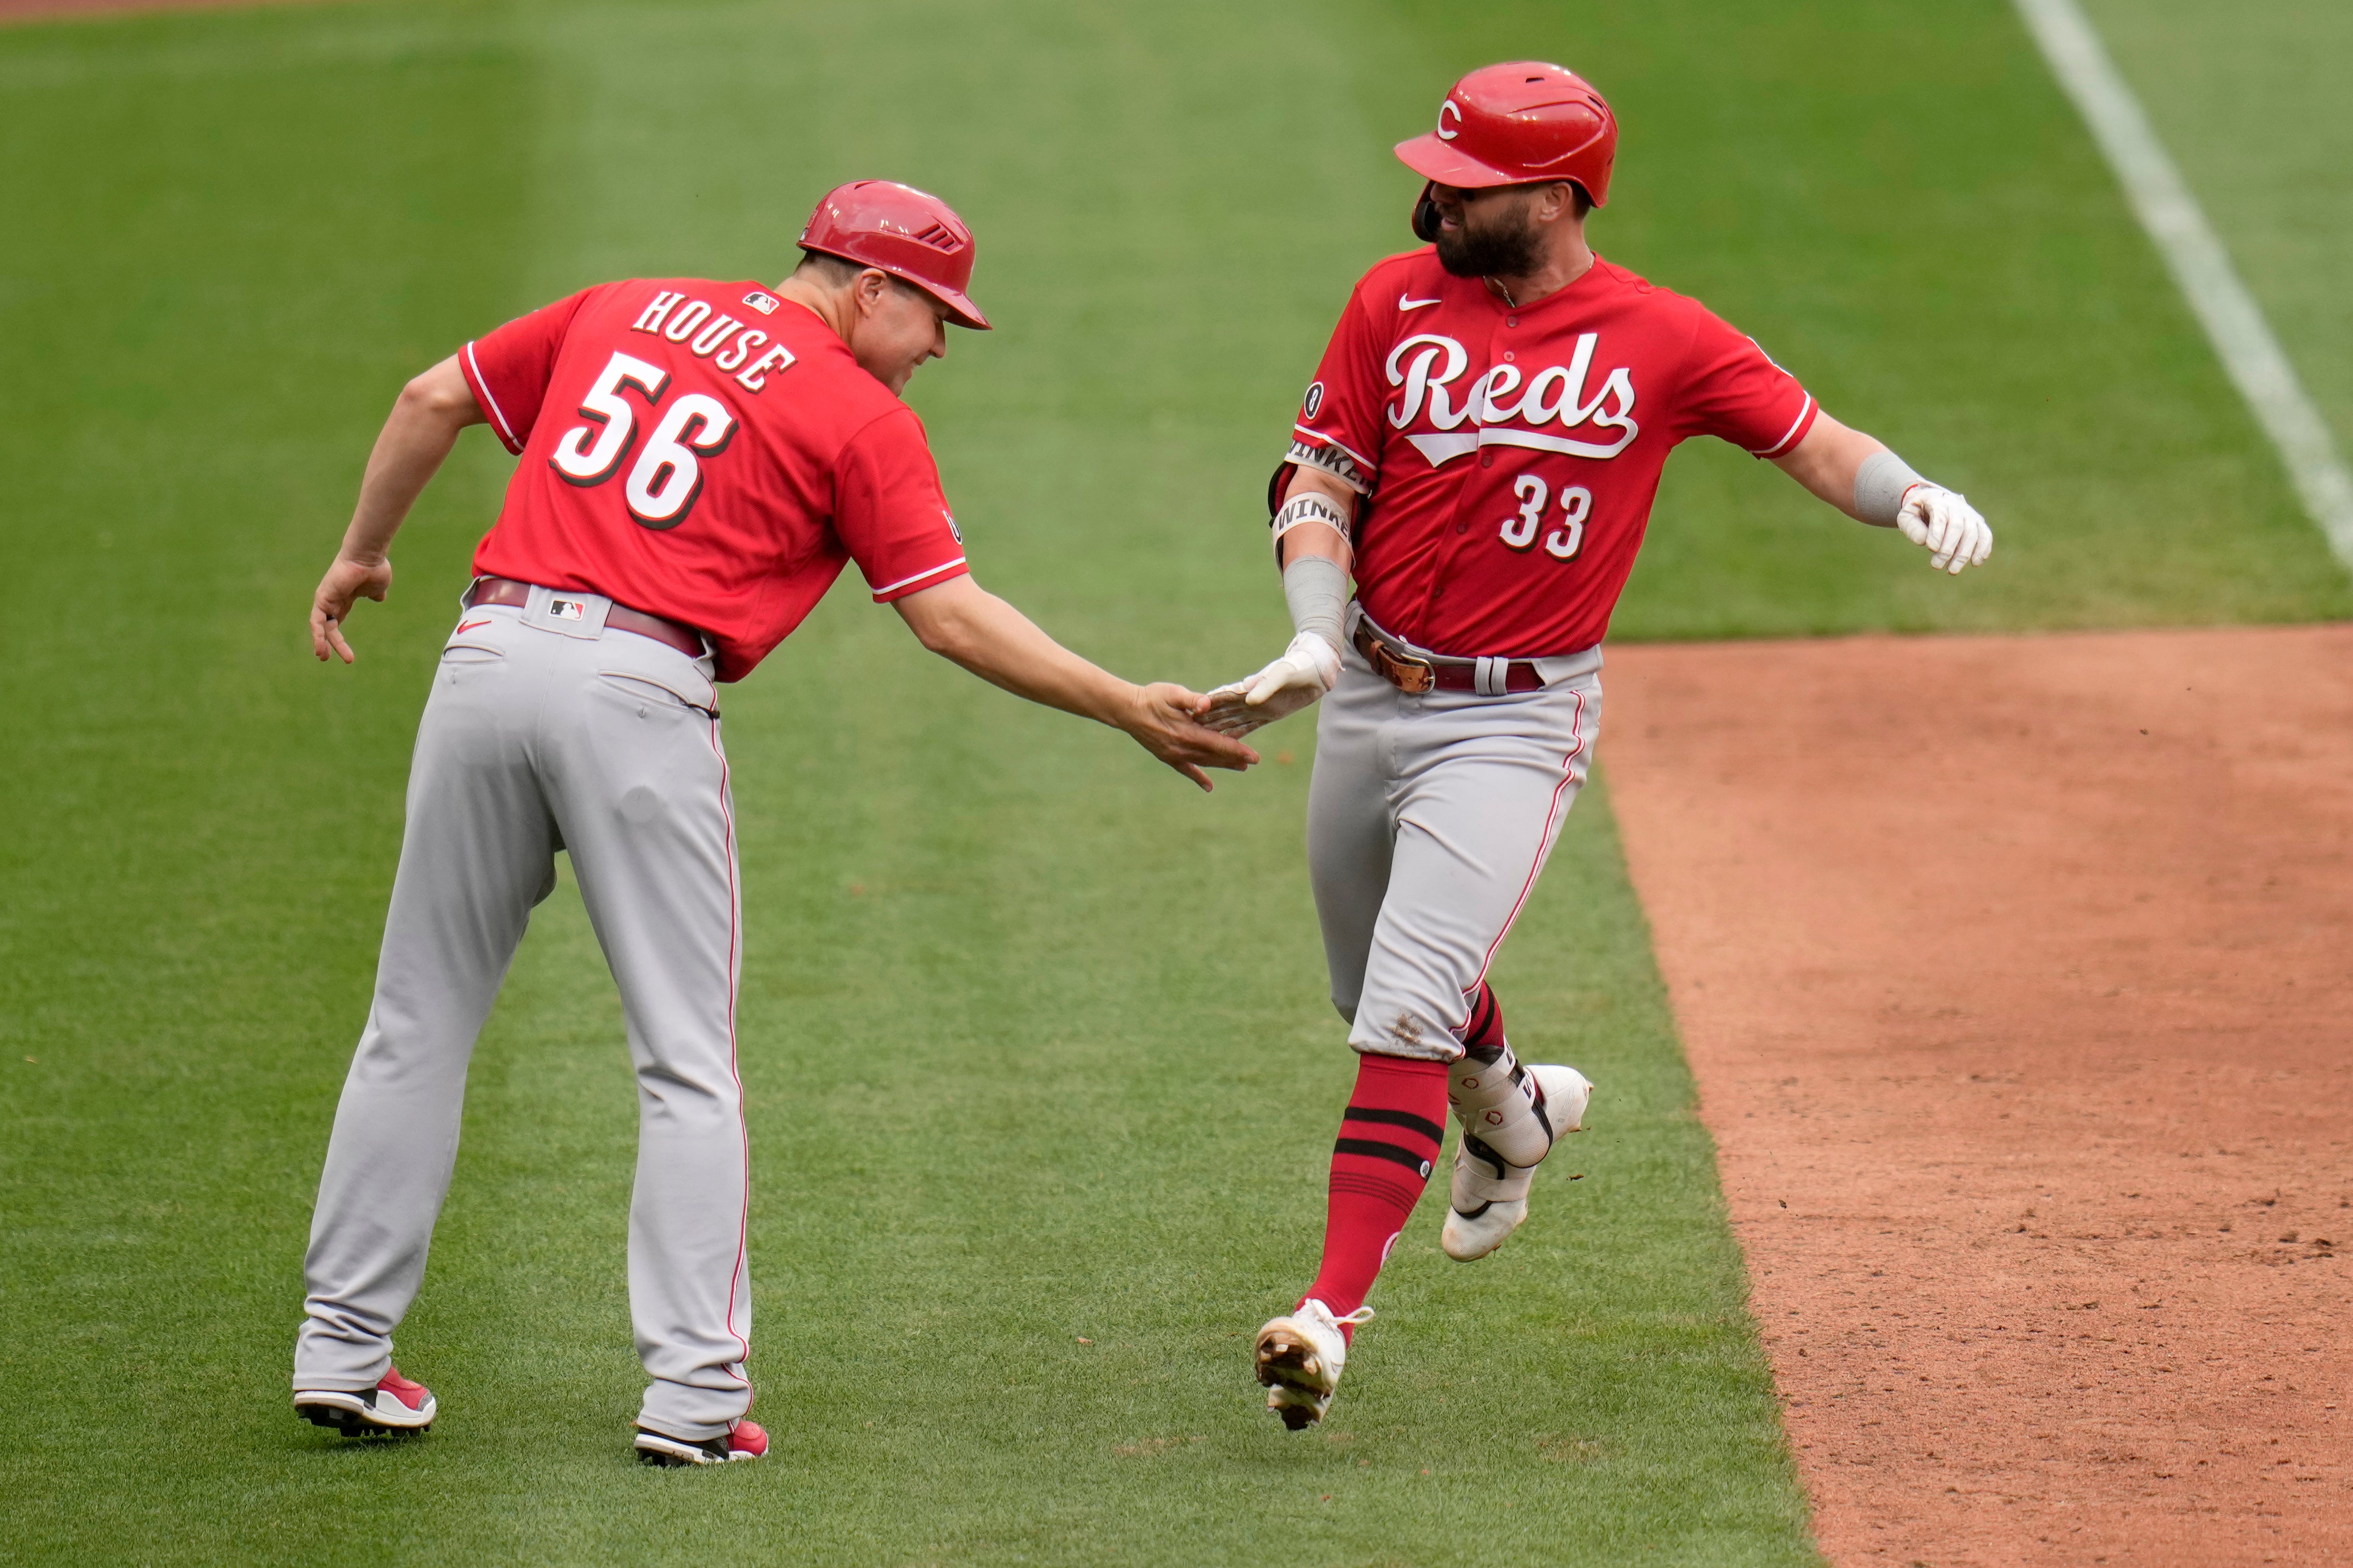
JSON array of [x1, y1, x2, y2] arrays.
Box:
[[1480, 453, 1493, 468], [1506, 317, 1518, 328], [1455, 522, 1468, 534], [1503, 351, 1515, 362]]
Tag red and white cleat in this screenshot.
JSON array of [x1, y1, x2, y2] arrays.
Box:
[[294, 1367, 437, 1435], [634, 1418, 767, 1467]]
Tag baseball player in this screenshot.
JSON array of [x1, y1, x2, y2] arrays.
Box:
[[293, 181, 1257, 1464], [1208, 63, 1992, 1429]]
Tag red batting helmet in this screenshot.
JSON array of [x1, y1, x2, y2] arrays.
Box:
[[1396, 62, 1617, 238], [799, 180, 990, 330]]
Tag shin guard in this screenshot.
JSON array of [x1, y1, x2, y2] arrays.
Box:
[[1447, 984, 1573, 1166], [1444, 1063, 1595, 1262], [1448, 1044, 1554, 1168]]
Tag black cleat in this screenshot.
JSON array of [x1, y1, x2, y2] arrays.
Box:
[[634, 1420, 768, 1466], [294, 1368, 436, 1435]]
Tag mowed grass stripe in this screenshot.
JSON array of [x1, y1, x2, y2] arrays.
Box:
[[2014, 0, 2353, 563], [2, 0, 2331, 1561], [2079, 0, 2353, 470]]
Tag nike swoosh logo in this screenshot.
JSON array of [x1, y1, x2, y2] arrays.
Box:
[[1399, 293, 1442, 311], [455, 618, 491, 635]]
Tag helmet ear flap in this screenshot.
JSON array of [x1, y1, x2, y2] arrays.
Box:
[[1411, 182, 1441, 243]]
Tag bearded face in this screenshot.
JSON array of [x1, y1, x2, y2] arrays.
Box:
[[1434, 186, 1547, 279]]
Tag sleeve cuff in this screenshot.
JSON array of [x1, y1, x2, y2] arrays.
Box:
[[868, 556, 970, 602], [1749, 394, 1818, 459], [461, 341, 524, 455]]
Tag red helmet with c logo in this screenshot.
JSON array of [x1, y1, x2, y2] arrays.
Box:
[[799, 180, 990, 330], [1395, 62, 1617, 237]]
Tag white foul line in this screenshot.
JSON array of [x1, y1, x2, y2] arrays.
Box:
[[2013, 0, 2353, 569]]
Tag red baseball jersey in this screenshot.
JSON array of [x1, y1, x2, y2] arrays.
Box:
[[1285, 249, 1817, 657], [459, 278, 970, 681]]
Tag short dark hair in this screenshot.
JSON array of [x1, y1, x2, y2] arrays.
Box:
[[795, 248, 863, 284], [795, 250, 936, 310], [1568, 182, 1595, 220]]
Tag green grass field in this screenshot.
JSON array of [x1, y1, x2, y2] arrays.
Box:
[[1, 1, 2343, 1563]]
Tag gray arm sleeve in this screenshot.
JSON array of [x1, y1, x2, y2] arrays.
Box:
[[1854, 448, 1927, 526], [1282, 554, 1349, 655]]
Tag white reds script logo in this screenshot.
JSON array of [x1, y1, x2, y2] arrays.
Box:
[[1437, 99, 1461, 140], [1384, 331, 1640, 465]]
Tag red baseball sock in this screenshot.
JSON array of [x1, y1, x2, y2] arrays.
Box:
[[1461, 981, 1506, 1053], [1302, 1054, 1450, 1334]]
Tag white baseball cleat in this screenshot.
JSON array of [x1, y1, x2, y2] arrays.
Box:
[[1254, 1299, 1374, 1430], [293, 1366, 437, 1435], [1442, 1063, 1594, 1262]]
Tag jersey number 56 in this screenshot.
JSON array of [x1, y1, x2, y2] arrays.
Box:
[[550, 351, 739, 530]]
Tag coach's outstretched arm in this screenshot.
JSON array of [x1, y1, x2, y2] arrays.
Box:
[[1773, 412, 1992, 573], [894, 575, 1259, 791]]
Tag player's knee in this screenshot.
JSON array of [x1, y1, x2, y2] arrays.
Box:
[[636, 1054, 741, 1116]]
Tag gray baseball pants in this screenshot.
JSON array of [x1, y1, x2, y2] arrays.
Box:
[[1308, 611, 1603, 1061], [295, 586, 752, 1442]]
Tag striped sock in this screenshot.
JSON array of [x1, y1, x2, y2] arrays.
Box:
[[1302, 1055, 1449, 1333], [1461, 981, 1506, 1053]]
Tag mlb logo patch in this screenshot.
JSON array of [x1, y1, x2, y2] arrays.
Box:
[[551, 598, 585, 622], [743, 290, 780, 314]]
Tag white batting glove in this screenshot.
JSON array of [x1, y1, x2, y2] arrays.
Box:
[[1203, 631, 1341, 738], [1898, 484, 1992, 574]]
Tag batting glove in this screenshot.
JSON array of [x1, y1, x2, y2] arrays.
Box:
[[1898, 484, 1992, 575], [1203, 631, 1341, 738]]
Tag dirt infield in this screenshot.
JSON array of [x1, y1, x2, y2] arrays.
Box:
[[1604, 626, 2353, 1566]]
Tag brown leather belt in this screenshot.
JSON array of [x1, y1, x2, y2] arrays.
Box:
[[464, 578, 705, 659], [1352, 618, 1547, 695]]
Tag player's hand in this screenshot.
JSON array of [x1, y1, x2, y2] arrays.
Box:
[[310, 555, 394, 663], [1897, 485, 1991, 575], [1121, 682, 1260, 792], [1201, 631, 1342, 739]]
